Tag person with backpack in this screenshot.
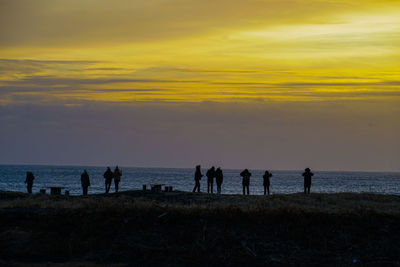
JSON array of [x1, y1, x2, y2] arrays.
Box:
[[302, 168, 314, 194], [114, 166, 122, 193], [80, 169, 91, 196], [192, 165, 203, 193], [206, 166, 216, 194], [240, 169, 252, 195], [104, 167, 114, 193], [215, 167, 224, 194], [263, 170, 272, 195], [25, 171, 35, 194]]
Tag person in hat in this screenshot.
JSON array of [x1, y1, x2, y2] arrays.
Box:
[[302, 168, 314, 194], [80, 169, 91, 196], [263, 170, 272, 195]]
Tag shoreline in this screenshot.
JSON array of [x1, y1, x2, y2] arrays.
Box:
[[2, 163, 400, 174], [3, 188, 400, 198]]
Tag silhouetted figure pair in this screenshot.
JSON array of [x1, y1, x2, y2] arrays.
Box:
[[206, 166, 216, 193], [25, 171, 34, 194], [240, 169, 252, 195], [215, 167, 223, 194], [193, 165, 203, 193], [303, 168, 313, 194], [81, 170, 91, 196], [263, 171, 272, 195], [114, 166, 122, 192], [104, 167, 114, 193]]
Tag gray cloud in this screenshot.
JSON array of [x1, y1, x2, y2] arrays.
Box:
[[3, 76, 200, 86], [0, 58, 100, 76], [383, 81, 400, 86], [0, 86, 167, 93], [281, 82, 399, 87], [143, 66, 262, 74], [318, 76, 380, 80], [212, 81, 400, 88], [0, 59, 98, 65]]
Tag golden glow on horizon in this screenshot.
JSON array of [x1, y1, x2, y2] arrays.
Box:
[[0, 0, 399, 104]]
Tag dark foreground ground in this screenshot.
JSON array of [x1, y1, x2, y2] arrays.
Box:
[[0, 190, 399, 266]]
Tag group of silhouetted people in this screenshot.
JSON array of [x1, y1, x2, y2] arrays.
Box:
[[24, 166, 122, 196], [193, 166, 225, 194], [106, 166, 122, 193], [81, 166, 123, 195], [193, 166, 257, 195], [82, 166, 122, 195], [193, 166, 314, 195], [23, 165, 314, 196]]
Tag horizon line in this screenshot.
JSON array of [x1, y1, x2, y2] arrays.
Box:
[[0, 163, 399, 174]]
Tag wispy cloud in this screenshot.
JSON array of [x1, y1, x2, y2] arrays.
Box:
[[0, 0, 363, 47], [3, 76, 200, 86], [1, 1, 399, 105], [0, 59, 99, 65]]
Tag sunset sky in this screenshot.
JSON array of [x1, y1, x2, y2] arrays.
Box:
[[1, 0, 399, 171]]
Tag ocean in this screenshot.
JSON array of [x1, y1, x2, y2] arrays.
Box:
[[0, 165, 399, 196]]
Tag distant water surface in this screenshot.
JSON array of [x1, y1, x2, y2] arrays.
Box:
[[0, 165, 399, 196]]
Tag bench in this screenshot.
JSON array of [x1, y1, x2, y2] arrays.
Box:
[[164, 186, 173, 192], [150, 184, 165, 193], [47, 187, 65, 195]]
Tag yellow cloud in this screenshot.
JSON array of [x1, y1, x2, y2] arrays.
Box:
[[0, 0, 399, 104]]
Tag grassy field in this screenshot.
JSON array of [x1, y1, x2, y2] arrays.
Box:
[[0, 190, 399, 266]]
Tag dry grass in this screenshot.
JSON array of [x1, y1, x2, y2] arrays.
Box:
[[1, 190, 400, 266], [1, 191, 400, 215]]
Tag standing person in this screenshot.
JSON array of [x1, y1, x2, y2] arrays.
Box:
[[103, 167, 114, 193], [215, 167, 224, 194], [263, 171, 272, 195], [25, 171, 34, 194], [193, 165, 203, 193], [240, 169, 252, 195], [114, 166, 122, 193], [206, 166, 216, 194], [302, 168, 314, 194], [81, 169, 91, 196]]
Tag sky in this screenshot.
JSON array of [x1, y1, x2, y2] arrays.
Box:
[[0, 0, 399, 171]]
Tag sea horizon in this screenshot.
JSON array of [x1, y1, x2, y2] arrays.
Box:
[[1, 163, 399, 174], [1, 164, 399, 196]]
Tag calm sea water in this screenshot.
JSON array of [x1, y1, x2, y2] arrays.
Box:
[[0, 165, 399, 196]]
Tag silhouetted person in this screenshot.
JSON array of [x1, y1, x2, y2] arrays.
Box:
[[215, 167, 223, 194], [240, 169, 252, 195], [104, 167, 114, 193], [81, 170, 91, 196], [263, 171, 272, 195], [25, 171, 34, 194], [302, 168, 314, 194], [193, 165, 203, 193], [206, 166, 216, 194], [114, 166, 122, 193]]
